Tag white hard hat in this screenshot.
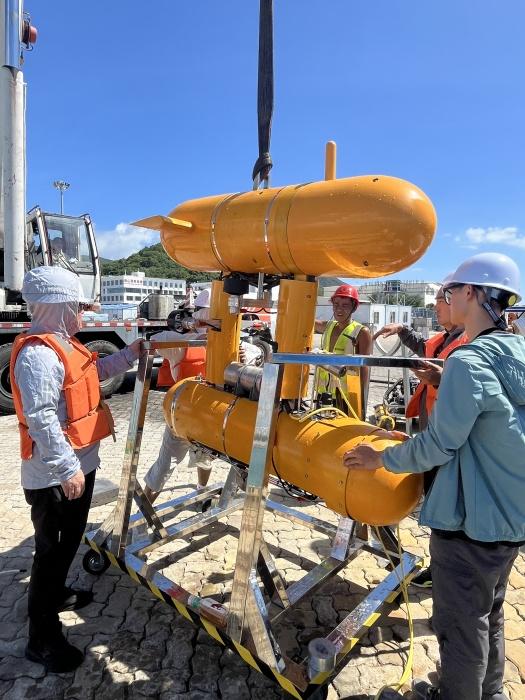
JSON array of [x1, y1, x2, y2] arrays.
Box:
[[194, 287, 211, 308], [22, 266, 83, 304], [445, 253, 521, 303]]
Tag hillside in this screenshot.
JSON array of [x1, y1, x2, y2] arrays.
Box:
[[100, 243, 217, 282]]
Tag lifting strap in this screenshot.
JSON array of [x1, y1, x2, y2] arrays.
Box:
[[252, 0, 274, 187]]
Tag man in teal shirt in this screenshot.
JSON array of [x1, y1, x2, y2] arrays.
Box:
[[344, 253, 525, 700]]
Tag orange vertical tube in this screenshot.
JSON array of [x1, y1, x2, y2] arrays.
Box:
[[274, 278, 318, 400], [205, 280, 241, 386], [325, 141, 337, 180]]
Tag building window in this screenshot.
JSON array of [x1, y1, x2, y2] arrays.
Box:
[[403, 312, 409, 323], [373, 312, 380, 324], [389, 311, 396, 323]]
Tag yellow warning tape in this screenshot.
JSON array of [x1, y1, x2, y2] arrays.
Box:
[[232, 640, 262, 672], [201, 618, 225, 645], [173, 599, 193, 622], [147, 581, 166, 602], [107, 551, 119, 569], [83, 536, 412, 699], [364, 611, 382, 628], [271, 670, 303, 699], [126, 566, 141, 584]]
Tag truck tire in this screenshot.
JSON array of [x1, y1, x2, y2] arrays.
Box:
[[84, 340, 125, 398], [0, 343, 15, 414]]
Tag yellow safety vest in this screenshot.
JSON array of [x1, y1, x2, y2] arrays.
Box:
[[318, 319, 364, 417]]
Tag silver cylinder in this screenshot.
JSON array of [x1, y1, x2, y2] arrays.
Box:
[[224, 361, 263, 398], [307, 637, 337, 678], [148, 293, 173, 320]]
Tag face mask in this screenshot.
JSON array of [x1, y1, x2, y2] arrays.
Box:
[[27, 301, 80, 338]]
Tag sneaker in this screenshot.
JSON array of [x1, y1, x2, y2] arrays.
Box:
[[411, 679, 440, 699], [26, 630, 84, 673], [411, 567, 432, 588], [58, 587, 94, 612]]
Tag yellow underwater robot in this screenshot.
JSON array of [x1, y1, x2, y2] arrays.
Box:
[[135, 153, 437, 526]]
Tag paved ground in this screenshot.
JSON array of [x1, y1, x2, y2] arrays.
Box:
[[0, 370, 524, 700]]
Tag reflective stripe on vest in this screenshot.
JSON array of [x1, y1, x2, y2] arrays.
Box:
[[10, 333, 113, 460], [318, 319, 363, 396], [405, 330, 469, 419]]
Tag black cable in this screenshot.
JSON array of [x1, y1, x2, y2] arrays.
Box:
[[270, 453, 319, 502], [252, 0, 274, 184]]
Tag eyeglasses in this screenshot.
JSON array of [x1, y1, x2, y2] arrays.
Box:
[[443, 284, 464, 305]]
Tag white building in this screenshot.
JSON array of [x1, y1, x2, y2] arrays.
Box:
[[101, 271, 186, 304], [356, 280, 441, 307]]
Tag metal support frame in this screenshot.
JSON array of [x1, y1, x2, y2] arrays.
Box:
[[84, 347, 422, 698], [109, 340, 206, 557], [227, 363, 283, 644]]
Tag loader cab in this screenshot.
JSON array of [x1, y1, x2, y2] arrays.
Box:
[[26, 207, 101, 303]]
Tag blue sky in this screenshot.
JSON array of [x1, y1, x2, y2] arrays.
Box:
[[24, 1, 525, 284]]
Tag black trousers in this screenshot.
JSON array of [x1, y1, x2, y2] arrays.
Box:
[[430, 530, 519, 700], [24, 469, 96, 638]]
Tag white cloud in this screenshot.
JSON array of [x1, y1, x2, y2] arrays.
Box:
[[464, 226, 525, 250], [95, 222, 159, 259]]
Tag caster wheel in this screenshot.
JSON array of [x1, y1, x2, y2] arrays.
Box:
[[82, 548, 110, 575]]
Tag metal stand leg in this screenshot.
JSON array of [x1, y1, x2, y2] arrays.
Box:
[[227, 363, 284, 659], [330, 517, 355, 561], [257, 540, 290, 609], [111, 350, 160, 556], [244, 573, 285, 672]]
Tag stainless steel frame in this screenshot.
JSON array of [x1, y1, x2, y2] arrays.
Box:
[[84, 343, 422, 698]]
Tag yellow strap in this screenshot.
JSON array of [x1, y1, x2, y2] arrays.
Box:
[[335, 378, 360, 420], [372, 525, 415, 700]]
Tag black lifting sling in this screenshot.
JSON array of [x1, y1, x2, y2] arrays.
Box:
[[252, 0, 274, 190]]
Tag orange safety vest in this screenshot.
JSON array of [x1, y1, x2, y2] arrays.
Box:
[[406, 330, 468, 419], [157, 347, 207, 387], [10, 333, 114, 460]]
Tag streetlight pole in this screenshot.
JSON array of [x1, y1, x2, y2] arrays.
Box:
[[53, 179, 70, 214]]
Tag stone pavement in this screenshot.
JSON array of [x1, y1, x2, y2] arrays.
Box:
[[0, 372, 524, 700]]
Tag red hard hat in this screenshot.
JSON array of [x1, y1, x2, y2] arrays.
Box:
[[330, 284, 359, 309]]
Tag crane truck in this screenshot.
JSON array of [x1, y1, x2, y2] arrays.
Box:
[[0, 1, 272, 414], [0, 0, 177, 412]]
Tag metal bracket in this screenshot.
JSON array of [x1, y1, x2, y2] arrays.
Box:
[[227, 362, 283, 646]]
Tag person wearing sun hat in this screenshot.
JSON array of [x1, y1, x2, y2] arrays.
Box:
[[10, 266, 144, 673]]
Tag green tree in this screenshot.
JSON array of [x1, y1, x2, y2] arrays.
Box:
[[101, 243, 217, 283]]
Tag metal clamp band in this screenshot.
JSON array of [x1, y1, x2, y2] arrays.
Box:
[[210, 192, 243, 271]]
